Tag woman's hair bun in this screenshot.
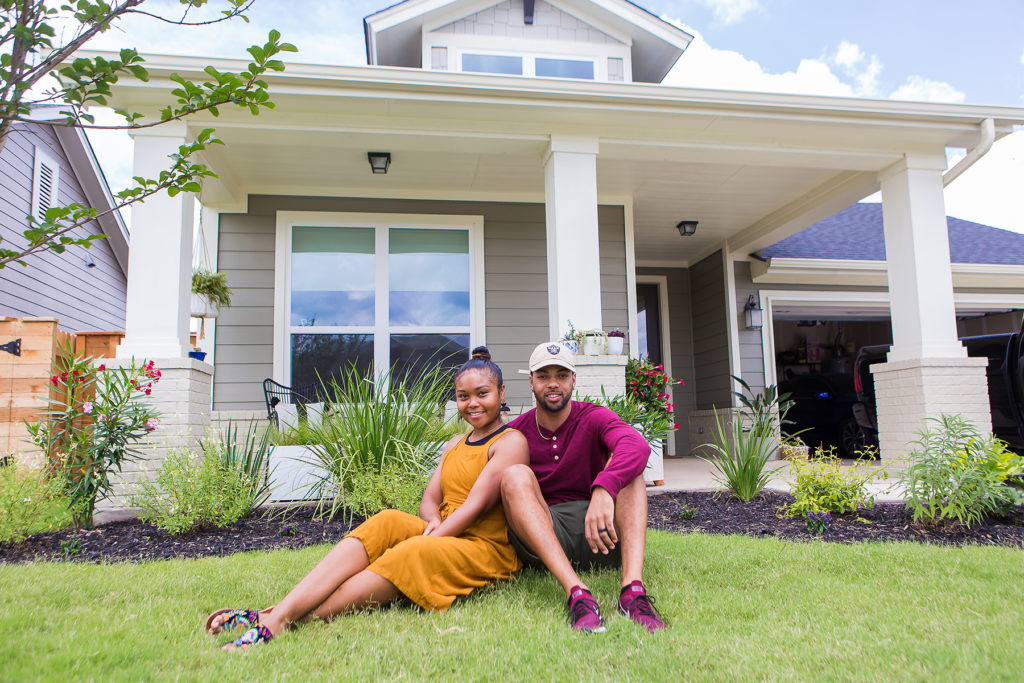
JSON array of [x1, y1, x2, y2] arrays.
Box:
[[470, 345, 491, 361]]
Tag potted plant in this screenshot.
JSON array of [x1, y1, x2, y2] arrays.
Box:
[[580, 329, 607, 355], [191, 268, 233, 319], [607, 329, 625, 355], [561, 321, 583, 353]]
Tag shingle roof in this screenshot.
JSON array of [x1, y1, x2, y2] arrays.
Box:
[[761, 203, 1024, 265]]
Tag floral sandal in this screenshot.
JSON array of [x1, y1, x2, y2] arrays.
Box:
[[206, 608, 260, 635], [223, 625, 273, 651]]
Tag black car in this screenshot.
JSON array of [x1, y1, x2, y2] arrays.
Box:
[[780, 373, 874, 458]]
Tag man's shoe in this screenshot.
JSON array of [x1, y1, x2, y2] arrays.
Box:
[[618, 581, 666, 632], [567, 586, 606, 634]]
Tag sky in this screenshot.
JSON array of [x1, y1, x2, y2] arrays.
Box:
[[80, 0, 1024, 233]]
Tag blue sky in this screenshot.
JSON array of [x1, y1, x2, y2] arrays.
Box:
[[83, 0, 1024, 232]]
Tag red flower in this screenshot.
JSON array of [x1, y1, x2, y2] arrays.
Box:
[[98, 364, 106, 371], [60, 372, 67, 381], [50, 376, 58, 386]]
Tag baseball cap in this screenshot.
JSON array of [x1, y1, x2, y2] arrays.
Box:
[[524, 341, 577, 374]]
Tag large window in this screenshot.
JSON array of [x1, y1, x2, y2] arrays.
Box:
[[459, 51, 596, 80], [277, 214, 483, 387]]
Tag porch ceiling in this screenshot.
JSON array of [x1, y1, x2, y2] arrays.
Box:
[[103, 55, 1024, 267]]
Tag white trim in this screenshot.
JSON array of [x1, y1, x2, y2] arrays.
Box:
[[31, 145, 60, 222], [437, 35, 631, 82], [752, 256, 1024, 289], [723, 251, 741, 407], [273, 211, 485, 385], [623, 197, 638, 358], [757, 288, 1024, 388], [636, 273, 675, 456]]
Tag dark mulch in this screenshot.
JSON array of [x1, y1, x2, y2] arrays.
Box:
[[2, 491, 1022, 564]]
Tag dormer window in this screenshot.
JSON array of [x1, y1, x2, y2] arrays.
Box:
[[460, 51, 596, 80]]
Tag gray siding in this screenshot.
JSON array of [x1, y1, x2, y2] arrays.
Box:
[[214, 195, 628, 411], [689, 251, 731, 409], [637, 266, 696, 455], [0, 122, 126, 331], [733, 260, 765, 395]]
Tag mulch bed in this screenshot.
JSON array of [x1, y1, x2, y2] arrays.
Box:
[[2, 491, 1022, 565]]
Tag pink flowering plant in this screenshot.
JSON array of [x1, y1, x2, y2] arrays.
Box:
[[623, 357, 683, 441], [27, 341, 162, 528]]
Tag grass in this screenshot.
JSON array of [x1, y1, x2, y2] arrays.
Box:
[[1, 531, 1022, 680]]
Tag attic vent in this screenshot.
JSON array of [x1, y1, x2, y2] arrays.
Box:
[[31, 146, 60, 222]]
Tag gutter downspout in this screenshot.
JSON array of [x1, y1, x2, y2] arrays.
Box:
[[942, 118, 995, 187]]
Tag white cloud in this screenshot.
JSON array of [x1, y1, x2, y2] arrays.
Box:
[[826, 41, 881, 97], [889, 76, 965, 103], [833, 41, 864, 69], [694, 0, 761, 25], [944, 132, 1024, 234], [660, 21, 853, 96]]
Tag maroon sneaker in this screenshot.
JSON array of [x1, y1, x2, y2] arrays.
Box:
[[567, 586, 606, 634], [618, 581, 666, 632]]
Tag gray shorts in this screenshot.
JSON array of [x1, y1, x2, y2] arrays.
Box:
[[507, 499, 622, 570]]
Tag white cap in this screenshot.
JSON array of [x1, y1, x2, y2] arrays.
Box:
[[524, 341, 577, 374]]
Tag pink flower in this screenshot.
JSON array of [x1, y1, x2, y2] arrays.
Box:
[[98, 364, 106, 372], [144, 418, 160, 432], [50, 376, 58, 386], [82, 401, 93, 414]]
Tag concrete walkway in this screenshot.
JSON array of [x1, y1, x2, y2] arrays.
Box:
[[652, 456, 905, 503]]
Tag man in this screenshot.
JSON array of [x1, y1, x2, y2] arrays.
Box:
[[501, 341, 665, 634]]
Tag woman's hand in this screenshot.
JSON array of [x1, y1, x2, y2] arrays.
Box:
[[422, 518, 441, 536]]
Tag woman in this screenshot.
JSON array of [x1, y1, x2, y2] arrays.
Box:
[[206, 347, 527, 650]]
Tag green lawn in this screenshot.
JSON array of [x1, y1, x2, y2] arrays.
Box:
[[1, 531, 1021, 681]]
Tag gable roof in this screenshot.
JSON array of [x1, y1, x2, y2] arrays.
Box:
[[364, 0, 693, 83], [760, 203, 1024, 266]]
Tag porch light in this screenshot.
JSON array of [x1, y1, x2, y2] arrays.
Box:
[[367, 152, 391, 174], [744, 294, 763, 330], [676, 220, 698, 237]]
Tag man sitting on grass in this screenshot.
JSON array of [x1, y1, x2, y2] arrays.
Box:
[[501, 341, 665, 633]]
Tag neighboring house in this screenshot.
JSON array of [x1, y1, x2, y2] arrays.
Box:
[[750, 203, 1024, 387], [98, 0, 1024, 461], [0, 107, 129, 332]]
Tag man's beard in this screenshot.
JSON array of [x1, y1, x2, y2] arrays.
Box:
[[534, 388, 570, 413]]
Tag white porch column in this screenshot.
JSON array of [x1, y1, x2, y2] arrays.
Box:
[[872, 155, 990, 460], [118, 123, 194, 360], [543, 135, 602, 339]]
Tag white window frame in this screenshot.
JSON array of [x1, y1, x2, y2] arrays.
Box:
[[458, 48, 599, 80], [31, 145, 60, 222], [273, 211, 486, 385]]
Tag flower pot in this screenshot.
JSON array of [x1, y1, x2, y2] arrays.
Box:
[[190, 293, 218, 319], [606, 336, 624, 355], [644, 438, 665, 486], [582, 335, 604, 355], [562, 340, 579, 354], [188, 350, 207, 362]]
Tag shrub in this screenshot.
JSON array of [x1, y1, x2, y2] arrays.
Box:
[[305, 362, 457, 520], [584, 388, 677, 442], [134, 450, 258, 535], [26, 342, 161, 528], [342, 456, 433, 519], [780, 446, 884, 518], [901, 414, 1024, 528], [0, 460, 73, 543], [203, 420, 274, 517], [700, 409, 776, 501], [625, 357, 681, 437]]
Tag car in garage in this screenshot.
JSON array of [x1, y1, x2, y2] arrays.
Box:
[[780, 373, 874, 457]]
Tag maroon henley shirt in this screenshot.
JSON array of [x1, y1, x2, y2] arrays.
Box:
[[508, 401, 650, 506]]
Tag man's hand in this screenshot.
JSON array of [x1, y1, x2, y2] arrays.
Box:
[[585, 487, 617, 554]]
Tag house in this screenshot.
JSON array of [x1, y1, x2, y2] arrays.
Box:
[[0, 106, 129, 331], [96, 0, 1024, 466]]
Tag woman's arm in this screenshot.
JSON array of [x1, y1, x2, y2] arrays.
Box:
[[427, 429, 529, 538], [419, 433, 463, 533]]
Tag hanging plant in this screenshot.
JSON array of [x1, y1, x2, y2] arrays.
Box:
[[191, 268, 232, 318]]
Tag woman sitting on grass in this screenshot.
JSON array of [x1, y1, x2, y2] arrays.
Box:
[[206, 347, 528, 651]]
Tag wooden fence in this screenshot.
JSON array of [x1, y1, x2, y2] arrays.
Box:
[[0, 317, 123, 459]]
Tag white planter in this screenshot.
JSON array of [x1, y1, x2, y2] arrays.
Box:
[[644, 438, 664, 485], [582, 335, 604, 355], [268, 444, 321, 501], [606, 336, 624, 355], [190, 293, 218, 319]]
